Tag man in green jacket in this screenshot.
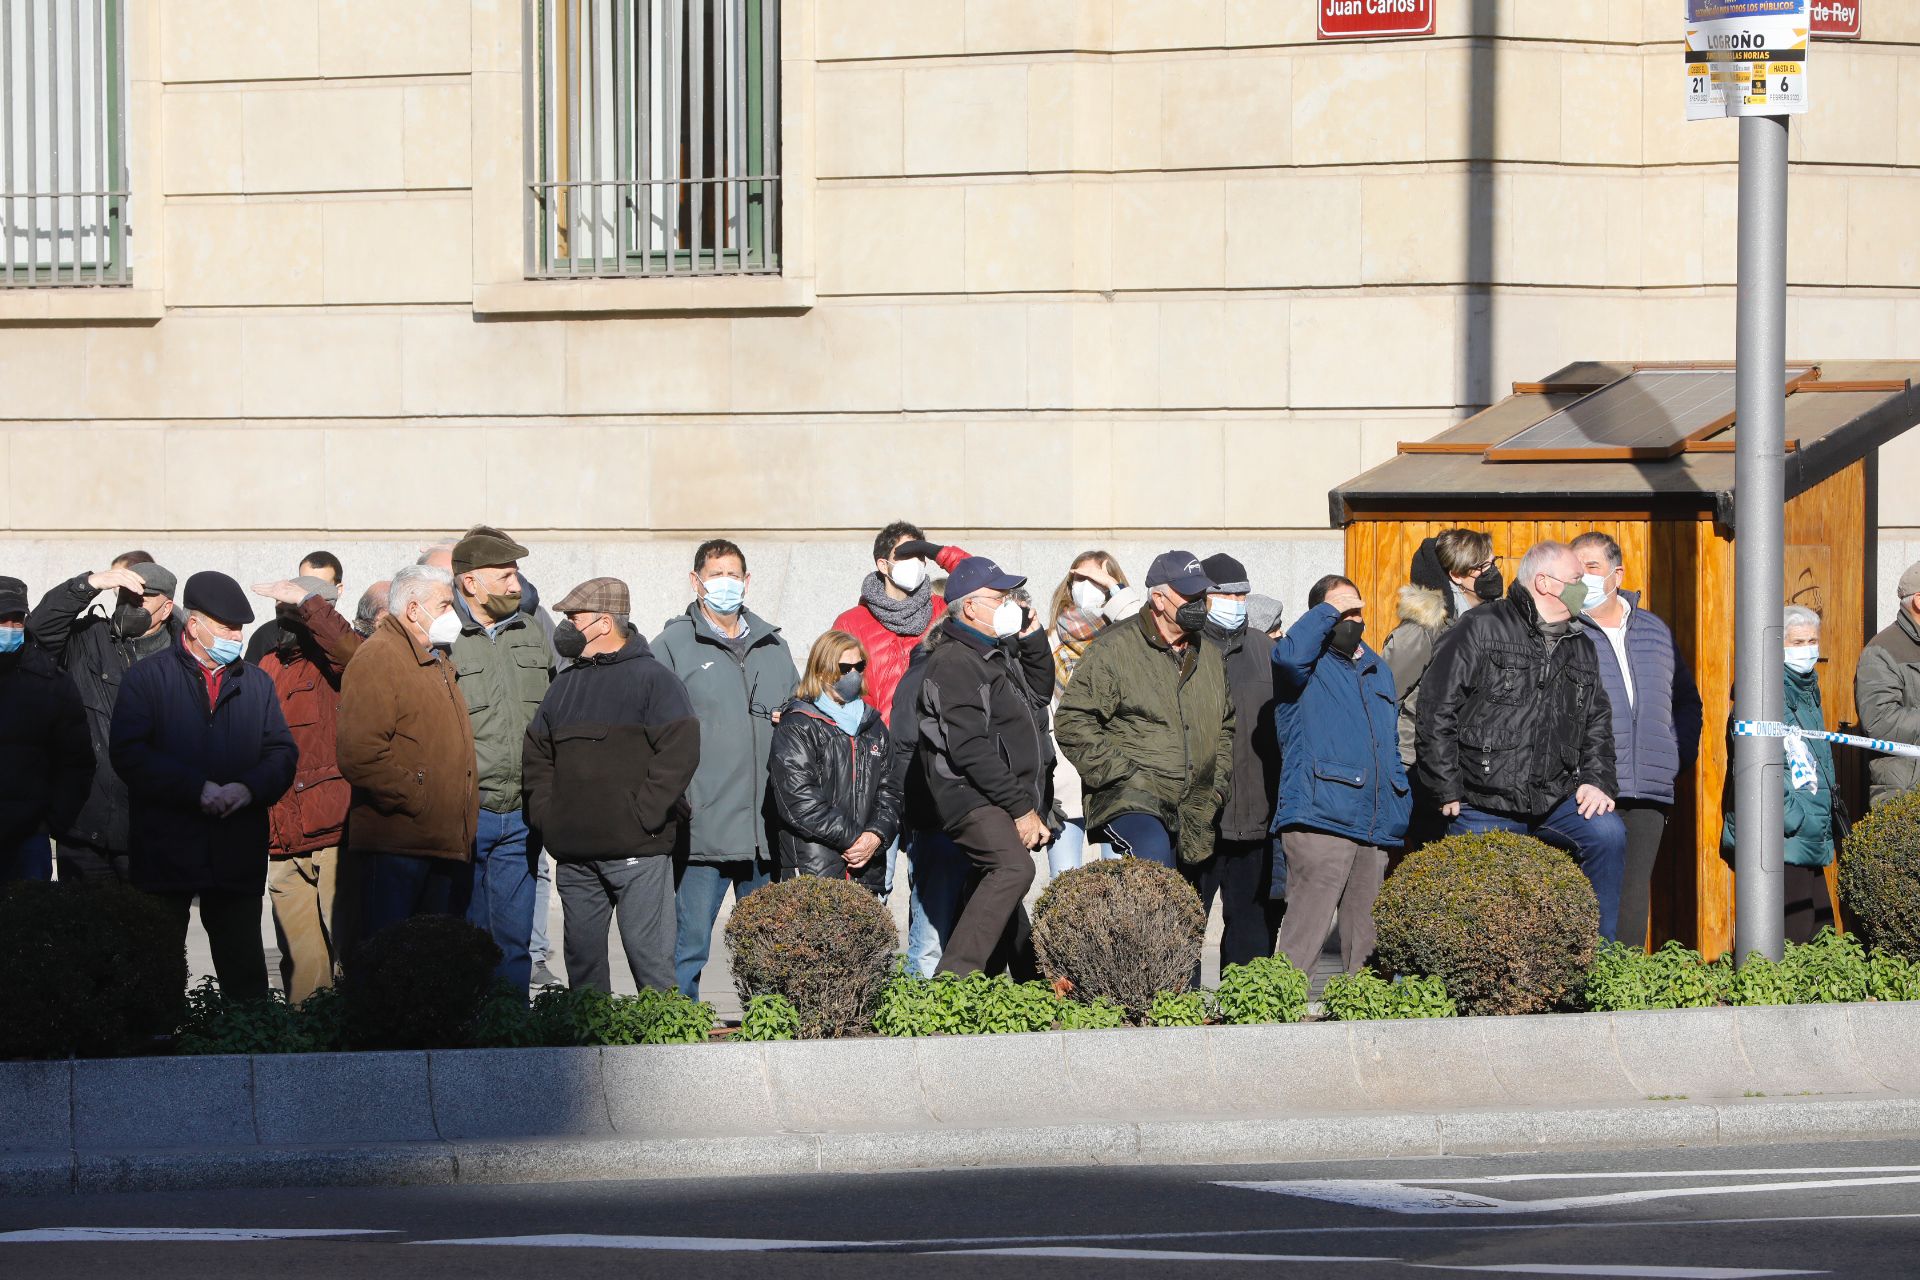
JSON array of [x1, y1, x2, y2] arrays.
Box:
[[1056, 551, 1234, 867], [1856, 560, 1920, 810], [654, 537, 799, 1000], [448, 525, 553, 993]]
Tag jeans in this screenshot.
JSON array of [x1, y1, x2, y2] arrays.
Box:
[[467, 808, 537, 992], [1452, 795, 1628, 942], [3, 833, 53, 882], [559, 856, 676, 993], [530, 851, 553, 965], [358, 851, 473, 945], [1046, 818, 1118, 878], [1097, 813, 1176, 867], [672, 859, 768, 1000], [905, 829, 970, 978], [883, 836, 900, 899]]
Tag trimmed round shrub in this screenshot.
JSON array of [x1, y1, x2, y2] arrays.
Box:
[[1373, 831, 1598, 1016], [1840, 788, 1920, 960], [725, 876, 898, 1038], [1032, 858, 1205, 1019], [0, 880, 185, 1059], [342, 915, 501, 1050]]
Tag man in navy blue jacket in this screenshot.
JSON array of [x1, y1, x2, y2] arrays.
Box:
[[1572, 533, 1702, 949], [110, 571, 297, 1000], [1270, 575, 1411, 975]]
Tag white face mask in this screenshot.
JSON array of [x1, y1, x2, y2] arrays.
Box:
[[889, 557, 927, 591], [1581, 573, 1610, 611], [426, 607, 462, 649], [1070, 579, 1108, 613], [990, 599, 1023, 638], [1784, 644, 1819, 675]]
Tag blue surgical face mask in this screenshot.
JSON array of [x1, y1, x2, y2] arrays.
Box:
[[207, 635, 244, 666], [1784, 644, 1819, 676], [1580, 574, 1609, 611], [1207, 597, 1247, 630], [0, 625, 23, 654], [701, 576, 746, 615]]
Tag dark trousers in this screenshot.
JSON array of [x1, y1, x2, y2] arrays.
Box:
[[559, 855, 677, 993], [1784, 862, 1836, 945], [152, 890, 269, 1002], [55, 840, 129, 884], [1182, 838, 1280, 969], [1452, 794, 1628, 942], [357, 850, 473, 950], [1615, 801, 1670, 950], [937, 806, 1037, 979], [1098, 813, 1177, 867]]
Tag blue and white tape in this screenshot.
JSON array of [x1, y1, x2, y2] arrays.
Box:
[[1732, 720, 1920, 761]]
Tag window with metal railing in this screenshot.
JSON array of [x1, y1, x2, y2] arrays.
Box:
[[525, 0, 780, 279], [1, 0, 129, 287]]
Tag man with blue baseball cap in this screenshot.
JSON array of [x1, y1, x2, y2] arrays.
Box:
[[914, 555, 1055, 977], [1057, 550, 1235, 869]]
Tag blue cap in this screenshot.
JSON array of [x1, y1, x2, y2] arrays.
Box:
[[1146, 550, 1212, 598], [943, 556, 1025, 603]]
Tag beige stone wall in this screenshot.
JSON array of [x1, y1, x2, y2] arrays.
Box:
[[5, 0, 1920, 564]]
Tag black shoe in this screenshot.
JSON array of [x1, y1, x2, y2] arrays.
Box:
[[530, 961, 561, 988]]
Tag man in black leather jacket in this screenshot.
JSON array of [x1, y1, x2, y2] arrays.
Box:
[[1415, 540, 1627, 941]]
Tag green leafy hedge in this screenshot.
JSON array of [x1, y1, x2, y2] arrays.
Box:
[[1583, 929, 1920, 1011], [1322, 971, 1457, 1020], [1213, 956, 1309, 1025], [872, 967, 1127, 1036], [1840, 786, 1920, 960]]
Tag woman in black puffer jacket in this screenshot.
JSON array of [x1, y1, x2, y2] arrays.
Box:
[[769, 629, 902, 895]]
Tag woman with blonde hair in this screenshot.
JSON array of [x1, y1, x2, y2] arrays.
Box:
[[768, 630, 901, 895], [1044, 551, 1131, 878]]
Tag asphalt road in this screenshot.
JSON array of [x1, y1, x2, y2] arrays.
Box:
[[5, 1139, 1919, 1278]]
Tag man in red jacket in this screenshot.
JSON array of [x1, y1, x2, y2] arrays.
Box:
[[832, 521, 971, 727], [252, 575, 362, 1002]]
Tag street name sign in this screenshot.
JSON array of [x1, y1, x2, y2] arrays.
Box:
[[1318, 0, 1435, 40], [1686, 0, 1812, 120], [1811, 1, 1861, 38]]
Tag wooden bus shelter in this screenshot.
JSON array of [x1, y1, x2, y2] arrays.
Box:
[[1331, 360, 1920, 958]]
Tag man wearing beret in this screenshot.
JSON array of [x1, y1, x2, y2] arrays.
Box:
[[109, 571, 298, 1000], [27, 558, 186, 884], [447, 525, 553, 992], [250, 574, 364, 1002], [0, 576, 93, 882]]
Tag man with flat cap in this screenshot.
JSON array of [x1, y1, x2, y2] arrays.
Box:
[[1057, 550, 1235, 869], [250, 574, 364, 1002], [523, 578, 700, 992], [28, 557, 186, 883], [916, 555, 1055, 977], [110, 571, 297, 999], [0, 575, 93, 882], [447, 525, 553, 992]]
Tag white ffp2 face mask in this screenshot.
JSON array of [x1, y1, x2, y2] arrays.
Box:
[[427, 608, 463, 648], [1070, 580, 1108, 613], [991, 600, 1023, 638], [889, 557, 928, 591]]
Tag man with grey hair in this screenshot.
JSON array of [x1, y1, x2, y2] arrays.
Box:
[[1417, 539, 1627, 940], [1857, 560, 1920, 809], [523, 577, 700, 992], [337, 564, 479, 937]]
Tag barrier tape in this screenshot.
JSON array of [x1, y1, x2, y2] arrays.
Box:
[[1732, 720, 1920, 761]]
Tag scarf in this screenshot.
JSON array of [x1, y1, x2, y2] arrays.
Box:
[[859, 571, 934, 638], [1053, 607, 1102, 689], [814, 692, 866, 736]]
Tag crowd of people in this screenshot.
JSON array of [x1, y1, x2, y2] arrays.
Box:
[[0, 517, 1891, 1005]]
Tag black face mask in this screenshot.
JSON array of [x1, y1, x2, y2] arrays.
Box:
[[1173, 599, 1209, 635], [1473, 566, 1505, 602], [111, 601, 154, 640], [832, 669, 865, 703], [553, 620, 588, 661], [1329, 618, 1366, 655]]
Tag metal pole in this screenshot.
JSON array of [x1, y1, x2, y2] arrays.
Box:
[[1732, 112, 1789, 964]]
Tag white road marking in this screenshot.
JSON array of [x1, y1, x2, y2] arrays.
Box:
[[938, 1246, 1397, 1263], [1412, 1267, 1821, 1278], [413, 1233, 863, 1251], [0, 1228, 392, 1243], [1419, 1166, 1920, 1185], [1219, 1174, 1920, 1215]]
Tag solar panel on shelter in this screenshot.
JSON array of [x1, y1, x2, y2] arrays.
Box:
[[1483, 367, 1813, 462]]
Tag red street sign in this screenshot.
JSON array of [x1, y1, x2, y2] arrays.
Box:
[[1318, 0, 1436, 40], [1810, 1, 1862, 38]]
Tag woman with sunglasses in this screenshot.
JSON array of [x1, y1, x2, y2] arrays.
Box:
[[768, 630, 902, 896]]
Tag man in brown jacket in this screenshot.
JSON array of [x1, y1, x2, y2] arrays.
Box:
[[337, 564, 479, 940], [251, 574, 362, 1001]]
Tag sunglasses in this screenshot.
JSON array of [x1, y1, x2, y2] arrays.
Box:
[[837, 661, 867, 675]]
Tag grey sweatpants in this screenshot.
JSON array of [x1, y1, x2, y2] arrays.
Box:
[[558, 855, 676, 993], [1274, 829, 1388, 976]]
